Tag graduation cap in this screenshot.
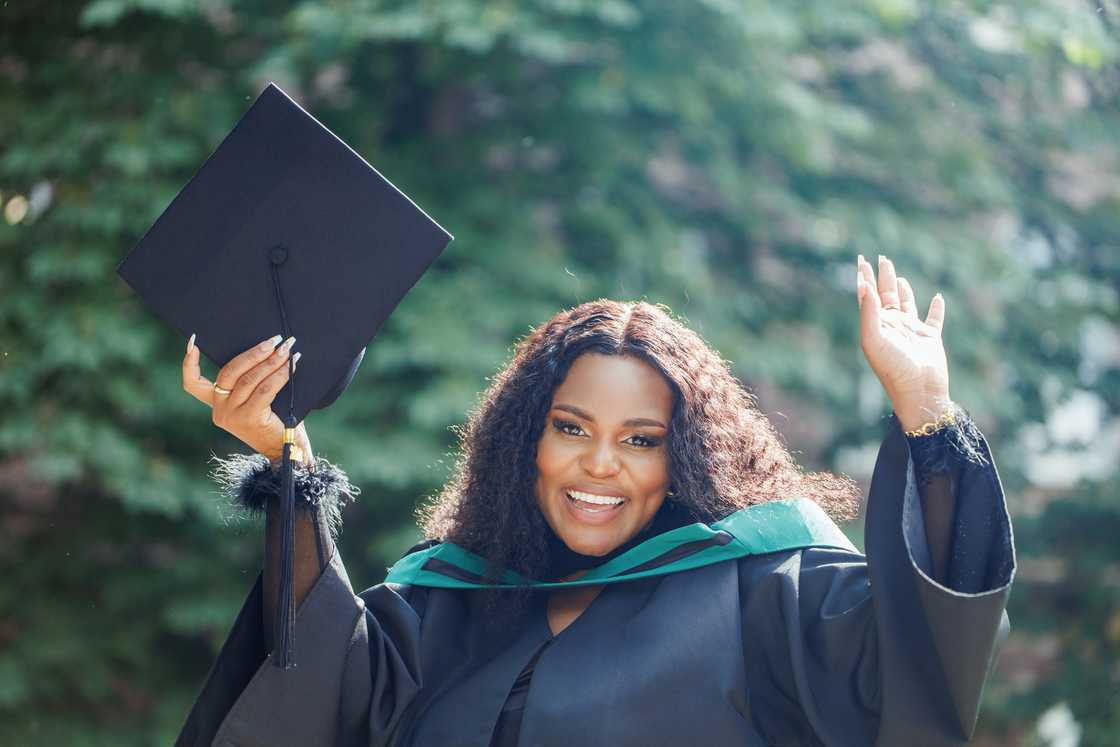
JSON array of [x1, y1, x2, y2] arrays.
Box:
[[117, 82, 453, 668]]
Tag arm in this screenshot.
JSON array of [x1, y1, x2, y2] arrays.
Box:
[[257, 457, 345, 651], [177, 456, 425, 747], [903, 403, 992, 586], [863, 412, 1014, 742], [918, 473, 954, 581], [741, 413, 1015, 747]]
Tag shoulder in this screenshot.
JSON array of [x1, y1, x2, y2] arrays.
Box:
[[734, 545, 869, 599], [732, 546, 872, 636]]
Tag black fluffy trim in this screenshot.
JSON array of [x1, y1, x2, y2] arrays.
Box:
[[905, 405, 989, 486], [209, 453, 361, 539]]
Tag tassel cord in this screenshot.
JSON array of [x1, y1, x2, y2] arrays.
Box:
[[269, 256, 299, 669], [273, 441, 297, 668]]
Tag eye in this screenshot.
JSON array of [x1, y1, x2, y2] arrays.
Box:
[[552, 418, 586, 437], [626, 434, 662, 448]]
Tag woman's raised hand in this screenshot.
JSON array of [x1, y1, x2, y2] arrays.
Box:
[[181, 334, 313, 464], [856, 254, 954, 432]]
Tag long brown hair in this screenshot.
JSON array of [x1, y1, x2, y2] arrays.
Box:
[[420, 299, 859, 589]]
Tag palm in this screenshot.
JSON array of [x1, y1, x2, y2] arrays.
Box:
[[857, 255, 950, 402]]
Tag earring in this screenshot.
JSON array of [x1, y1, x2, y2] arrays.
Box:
[[665, 486, 677, 499]]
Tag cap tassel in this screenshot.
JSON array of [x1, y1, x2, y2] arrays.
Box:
[[273, 421, 298, 669], [269, 246, 298, 669]]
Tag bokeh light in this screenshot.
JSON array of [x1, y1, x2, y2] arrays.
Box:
[[4, 194, 28, 224]]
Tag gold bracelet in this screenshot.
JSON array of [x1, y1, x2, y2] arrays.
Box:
[[904, 405, 959, 438], [271, 428, 307, 465]]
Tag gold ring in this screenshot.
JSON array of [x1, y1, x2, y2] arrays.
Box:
[[213, 383, 233, 396]]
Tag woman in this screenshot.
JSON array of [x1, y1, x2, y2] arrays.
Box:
[[177, 255, 1014, 746]]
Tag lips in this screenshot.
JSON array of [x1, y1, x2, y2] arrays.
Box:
[[567, 489, 626, 506], [564, 488, 627, 524]]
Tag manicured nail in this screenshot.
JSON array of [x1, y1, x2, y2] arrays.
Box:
[[292, 352, 302, 368], [187, 333, 196, 350], [280, 336, 296, 354], [857, 254, 864, 266], [877, 254, 885, 264], [259, 334, 283, 351]]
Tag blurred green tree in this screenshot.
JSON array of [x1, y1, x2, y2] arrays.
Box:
[[0, 0, 1116, 743]]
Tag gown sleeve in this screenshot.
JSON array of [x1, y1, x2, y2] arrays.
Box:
[[176, 456, 427, 747], [741, 412, 1016, 747]]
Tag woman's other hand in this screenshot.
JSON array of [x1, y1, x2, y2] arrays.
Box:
[[181, 333, 313, 465], [856, 254, 954, 432]]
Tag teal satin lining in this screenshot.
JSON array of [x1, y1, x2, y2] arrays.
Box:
[[384, 497, 857, 590]]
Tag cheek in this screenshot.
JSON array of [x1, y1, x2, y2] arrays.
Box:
[[534, 435, 561, 477], [636, 451, 670, 488]]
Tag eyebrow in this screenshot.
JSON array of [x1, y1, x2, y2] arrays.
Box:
[[552, 403, 668, 429]]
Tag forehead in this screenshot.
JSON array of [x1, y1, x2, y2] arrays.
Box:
[[551, 353, 674, 420]]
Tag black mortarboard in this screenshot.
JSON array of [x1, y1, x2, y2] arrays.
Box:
[[117, 82, 452, 668]]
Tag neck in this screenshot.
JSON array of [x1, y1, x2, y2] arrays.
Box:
[[543, 500, 693, 581]]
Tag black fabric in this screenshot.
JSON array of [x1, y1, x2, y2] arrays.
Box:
[[488, 413, 997, 747], [178, 413, 1015, 746], [907, 405, 988, 487], [209, 453, 361, 540], [489, 641, 551, 747], [116, 81, 453, 423]]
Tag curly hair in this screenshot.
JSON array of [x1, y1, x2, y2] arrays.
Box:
[[420, 299, 860, 590]]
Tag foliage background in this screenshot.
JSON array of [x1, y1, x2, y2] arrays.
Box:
[[1, 0, 1118, 744]]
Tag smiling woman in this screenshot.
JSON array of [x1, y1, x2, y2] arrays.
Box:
[[179, 265, 1015, 747], [535, 354, 673, 557], [419, 299, 863, 609]]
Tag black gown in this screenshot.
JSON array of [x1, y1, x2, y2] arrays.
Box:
[[178, 414, 1015, 746]]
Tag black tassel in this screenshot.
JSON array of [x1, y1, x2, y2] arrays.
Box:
[[273, 420, 298, 669], [269, 246, 298, 669]]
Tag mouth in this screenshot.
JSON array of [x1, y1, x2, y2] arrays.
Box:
[[565, 489, 627, 523]]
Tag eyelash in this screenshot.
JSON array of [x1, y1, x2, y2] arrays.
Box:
[[551, 418, 663, 448]]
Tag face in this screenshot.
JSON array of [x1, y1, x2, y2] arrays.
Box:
[[534, 353, 675, 556]]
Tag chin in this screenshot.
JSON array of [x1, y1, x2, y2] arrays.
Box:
[[558, 529, 621, 557]]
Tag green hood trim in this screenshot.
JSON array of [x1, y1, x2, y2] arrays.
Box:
[[384, 497, 856, 590]]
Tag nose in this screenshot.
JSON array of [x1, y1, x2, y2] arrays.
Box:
[[579, 438, 621, 478]]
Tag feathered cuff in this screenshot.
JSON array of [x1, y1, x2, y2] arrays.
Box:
[[209, 453, 361, 539], [904, 405, 989, 487]]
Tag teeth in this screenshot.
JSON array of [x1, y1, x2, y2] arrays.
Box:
[[567, 490, 625, 506]]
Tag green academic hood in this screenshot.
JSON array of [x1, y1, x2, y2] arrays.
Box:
[[385, 497, 857, 590]]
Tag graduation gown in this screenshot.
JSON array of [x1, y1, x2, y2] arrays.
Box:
[[178, 415, 1015, 747]]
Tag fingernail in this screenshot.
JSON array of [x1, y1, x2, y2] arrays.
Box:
[[857, 254, 864, 265], [877, 254, 885, 264], [280, 336, 296, 354], [292, 352, 302, 367], [188, 333, 196, 350], [259, 334, 282, 351]]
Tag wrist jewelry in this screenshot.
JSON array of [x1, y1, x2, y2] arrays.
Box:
[[903, 404, 959, 438], [282, 427, 306, 465]]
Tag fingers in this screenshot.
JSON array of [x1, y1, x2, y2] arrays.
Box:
[[856, 253, 946, 336], [214, 334, 285, 394], [182, 333, 216, 406], [227, 336, 297, 409], [856, 256, 882, 345], [243, 351, 302, 415], [925, 292, 946, 332], [876, 255, 901, 311], [897, 277, 919, 320]]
